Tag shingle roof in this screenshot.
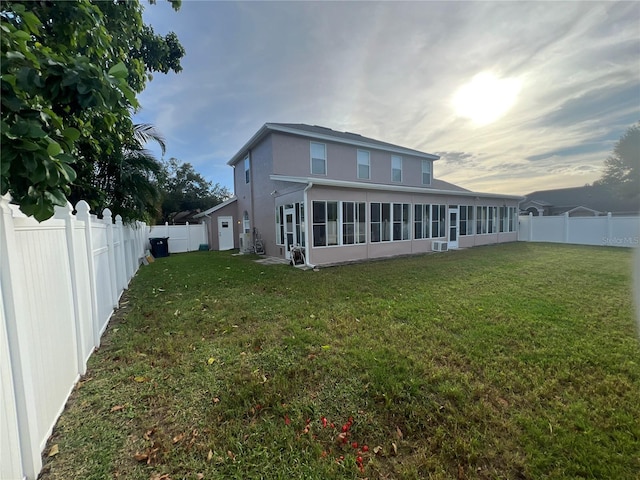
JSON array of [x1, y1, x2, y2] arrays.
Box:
[[523, 184, 639, 214], [228, 123, 439, 165]]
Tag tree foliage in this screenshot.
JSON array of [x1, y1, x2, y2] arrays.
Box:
[[1, 1, 185, 221], [160, 158, 231, 224], [595, 123, 639, 198]]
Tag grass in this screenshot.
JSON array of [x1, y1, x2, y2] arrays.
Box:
[[39, 243, 640, 479]]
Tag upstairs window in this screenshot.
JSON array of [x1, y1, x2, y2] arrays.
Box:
[[310, 142, 326, 175], [422, 160, 432, 185], [244, 156, 250, 184], [357, 150, 370, 179], [391, 155, 402, 182]]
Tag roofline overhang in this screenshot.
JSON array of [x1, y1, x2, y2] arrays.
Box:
[[193, 195, 238, 218], [228, 123, 440, 166], [269, 175, 523, 200]]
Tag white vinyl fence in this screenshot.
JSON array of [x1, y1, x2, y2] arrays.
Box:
[[148, 222, 207, 253], [518, 212, 640, 247], [0, 196, 148, 480]]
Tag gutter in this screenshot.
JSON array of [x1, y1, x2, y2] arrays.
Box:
[[303, 182, 315, 269]]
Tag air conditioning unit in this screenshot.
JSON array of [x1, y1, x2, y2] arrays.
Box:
[[239, 233, 252, 253], [432, 240, 448, 252]]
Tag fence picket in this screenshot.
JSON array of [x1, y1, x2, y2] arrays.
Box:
[[1, 198, 153, 480]]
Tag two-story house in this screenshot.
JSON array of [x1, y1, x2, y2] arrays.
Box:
[[196, 123, 521, 266]]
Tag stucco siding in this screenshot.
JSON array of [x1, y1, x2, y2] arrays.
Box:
[[271, 133, 435, 189], [247, 135, 278, 255], [203, 201, 239, 250]]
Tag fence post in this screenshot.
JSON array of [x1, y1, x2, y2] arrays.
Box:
[[607, 212, 613, 243], [103, 208, 119, 308], [186, 221, 191, 252], [54, 203, 86, 375], [528, 212, 533, 241], [76, 201, 101, 347], [165, 221, 169, 239], [0, 195, 42, 479], [563, 212, 570, 243]]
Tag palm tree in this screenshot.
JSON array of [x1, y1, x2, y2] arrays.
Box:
[[69, 122, 167, 223]]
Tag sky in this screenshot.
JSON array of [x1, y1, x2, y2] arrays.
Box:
[[133, 0, 640, 196]]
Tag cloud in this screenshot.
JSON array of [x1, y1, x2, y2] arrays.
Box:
[[133, 1, 640, 196]]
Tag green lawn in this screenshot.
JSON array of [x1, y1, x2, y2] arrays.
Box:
[[39, 243, 640, 480]]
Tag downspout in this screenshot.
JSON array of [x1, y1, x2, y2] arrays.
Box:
[[303, 182, 315, 268]]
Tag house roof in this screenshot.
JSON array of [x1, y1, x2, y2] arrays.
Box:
[[228, 123, 440, 166], [192, 196, 237, 218], [270, 175, 522, 200], [522, 184, 639, 215]]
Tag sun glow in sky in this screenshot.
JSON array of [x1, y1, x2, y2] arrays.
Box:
[[136, 1, 640, 195], [452, 72, 523, 126]]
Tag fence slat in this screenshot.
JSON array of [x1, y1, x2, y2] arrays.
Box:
[[1, 197, 150, 480], [519, 213, 639, 247], [54, 203, 87, 376], [0, 195, 42, 480]]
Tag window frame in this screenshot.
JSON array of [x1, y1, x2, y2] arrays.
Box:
[[459, 205, 474, 236], [310, 142, 327, 175], [312, 200, 338, 247], [431, 204, 446, 238], [391, 155, 402, 182], [275, 205, 284, 244], [357, 149, 370, 180], [342, 201, 367, 245], [244, 156, 250, 184], [392, 203, 410, 241], [421, 160, 432, 185], [414, 204, 431, 239]]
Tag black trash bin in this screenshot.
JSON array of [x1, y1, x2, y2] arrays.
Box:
[[149, 237, 170, 258]]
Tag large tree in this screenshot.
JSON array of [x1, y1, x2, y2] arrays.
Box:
[[594, 123, 639, 198], [160, 158, 231, 223], [1, 1, 185, 221]]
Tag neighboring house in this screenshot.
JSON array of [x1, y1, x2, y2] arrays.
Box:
[[520, 184, 639, 217], [200, 123, 521, 266]]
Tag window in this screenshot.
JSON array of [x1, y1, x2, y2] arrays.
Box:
[[391, 155, 402, 182], [297, 203, 305, 246], [422, 160, 432, 185], [499, 207, 507, 233], [431, 204, 446, 237], [342, 202, 366, 244], [370, 202, 391, 242], [392, 203, 410, 240], [311, 142, 326, 175], [370, 203, 381, 243], [243, 210, 250, 233], [275, 206, 284, 244], [508, 206, 516, 232], [357, 150, 370, 179], [414, 204, 430, 239], [459, 206, 474, 235], [312, 201, 338, 246], [244, 156, 250, 184], [488, 206, 497, 234], [476, 206, 497, 234]]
